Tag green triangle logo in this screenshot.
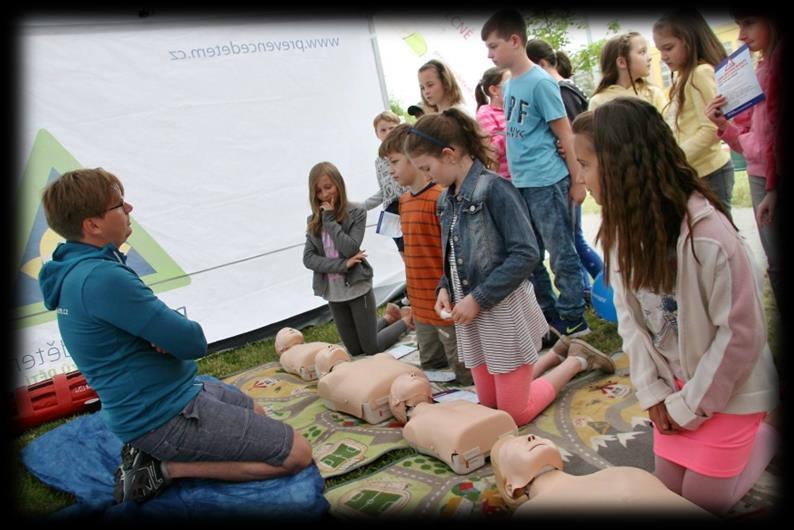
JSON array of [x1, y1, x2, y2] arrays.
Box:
[[16, 129, 191, 328]]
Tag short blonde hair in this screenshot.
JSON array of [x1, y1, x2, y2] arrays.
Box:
[[41, 167, 124, 241], [373, 111, 401, 129]]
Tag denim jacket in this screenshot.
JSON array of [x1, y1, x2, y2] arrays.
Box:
[[303, 202, 373, 297], [437, 159, 539, 310]]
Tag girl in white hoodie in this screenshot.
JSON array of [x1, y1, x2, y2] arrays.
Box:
[[571, 97, 779, 516]]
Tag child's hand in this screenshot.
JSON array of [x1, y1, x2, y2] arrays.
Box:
[[345, 250, 367, 269], [451, 294, 480, 325], [648, 401, 683, 434], [569, 181, 586, 205], [556, 138, 566, 158], [435, 288, 453, 320], [705, 95, 728, 131]]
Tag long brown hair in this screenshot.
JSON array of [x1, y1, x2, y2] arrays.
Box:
[[307, 161, 349, 237], [585, 97, 735, 293], [418, 59, 464, 113], [653, 10, 727, 129], [593, 32, 650, 98], [403, 108, 497, 171]]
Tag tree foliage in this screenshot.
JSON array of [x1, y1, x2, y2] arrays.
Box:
[[524, 10, 620, 96]]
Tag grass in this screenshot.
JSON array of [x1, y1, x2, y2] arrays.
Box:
[[14, 172, 779, 515]]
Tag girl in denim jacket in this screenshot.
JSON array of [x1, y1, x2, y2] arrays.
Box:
[[404, 109, 614, 426]]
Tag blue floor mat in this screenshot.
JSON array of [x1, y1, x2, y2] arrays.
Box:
[[20, 378, 329, 520]]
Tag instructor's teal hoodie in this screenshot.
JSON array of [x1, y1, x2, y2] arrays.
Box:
[[39, 241, 207, 442]]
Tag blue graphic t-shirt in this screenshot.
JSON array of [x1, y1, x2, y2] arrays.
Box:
[[503, 65, 569, 188]]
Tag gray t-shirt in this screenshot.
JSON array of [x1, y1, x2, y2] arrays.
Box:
[[636, 288, 684, 382]]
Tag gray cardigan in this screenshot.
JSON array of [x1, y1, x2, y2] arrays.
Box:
[[303, 202, 373, 298]]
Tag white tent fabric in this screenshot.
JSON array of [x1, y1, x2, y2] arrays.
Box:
[[15, 14, 404, 387]]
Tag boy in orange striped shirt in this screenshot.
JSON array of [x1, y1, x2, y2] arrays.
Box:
[[379, 125, 473, 385]]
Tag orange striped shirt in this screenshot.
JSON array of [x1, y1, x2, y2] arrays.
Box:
[[399, 183, 449, 327]]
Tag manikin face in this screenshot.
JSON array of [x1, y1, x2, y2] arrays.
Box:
[[496, 434, 564, 497], [315, 174, 338, 208], [418, 69, 447, 108], [484, 31, 517, 69], [375, 119, 398, 142], [408, 149, 457, 188], [736, 17, 771, 54], [653, 29, 687, 73], [315, 344, 351, 378], [389, 372, 433, 424], [573, 133, 601, 205], [387, 151, 421, 188], [275, 327, 304, 354]]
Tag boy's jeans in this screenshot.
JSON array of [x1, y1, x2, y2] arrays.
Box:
[[518, 177, 585, 322]]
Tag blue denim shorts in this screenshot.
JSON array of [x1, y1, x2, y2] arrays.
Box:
[[131, 380, 294, 466]]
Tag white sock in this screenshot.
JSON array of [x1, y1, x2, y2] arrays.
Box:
[[574, 356, 588, 370]]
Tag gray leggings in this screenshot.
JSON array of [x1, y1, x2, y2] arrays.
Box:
[[328, 290, 407, 356]]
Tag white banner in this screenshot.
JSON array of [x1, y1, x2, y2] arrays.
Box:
[[15, 15, 403, 388], [373, 13, 496, 114]]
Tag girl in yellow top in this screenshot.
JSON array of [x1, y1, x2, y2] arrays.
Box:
[[589, 32, 666, 113], [653, 10, 734, 214]]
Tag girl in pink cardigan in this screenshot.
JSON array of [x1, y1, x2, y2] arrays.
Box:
[[705, 12, 780, 311]]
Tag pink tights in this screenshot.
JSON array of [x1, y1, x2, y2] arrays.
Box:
[[654, 421, 779, 515], [471, 364, 557, 426]]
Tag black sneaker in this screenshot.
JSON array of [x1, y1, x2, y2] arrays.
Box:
[[549, 316, 591, 338], [113, 444, 171, 504], [540, 331, 557, 350]]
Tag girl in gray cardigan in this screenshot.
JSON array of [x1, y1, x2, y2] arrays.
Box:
[[303, 162, 410, 356]]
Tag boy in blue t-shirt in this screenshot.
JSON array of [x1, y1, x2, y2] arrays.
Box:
[[481, 10, 590, 339], [38, 168, 313, 504]]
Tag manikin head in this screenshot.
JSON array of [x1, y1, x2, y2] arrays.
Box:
[[388, 372, 433, 424], [274, 327, 304, 355], [491, 434, 564, 507], [315, 344, 351, 378]]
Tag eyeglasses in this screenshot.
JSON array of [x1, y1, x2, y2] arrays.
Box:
[[104, 199, 126, 213]]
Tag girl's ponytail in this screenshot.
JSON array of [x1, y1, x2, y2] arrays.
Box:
[[475, 81, 489, 108], [443, 108, 498, 170], [403, 109, 497, 171], [556, 50, 573, 79]]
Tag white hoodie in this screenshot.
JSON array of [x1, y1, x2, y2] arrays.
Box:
[[610, 193, 778, 430]]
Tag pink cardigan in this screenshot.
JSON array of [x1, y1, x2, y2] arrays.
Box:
[[718, 58, 770, 178], [475, 104, 511, 180]]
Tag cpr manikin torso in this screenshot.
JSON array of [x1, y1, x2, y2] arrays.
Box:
[[402, 400, 518, 474], [317, 353, 425, 424], [274, 327, 334, 381], [491, 434, 713, 517]]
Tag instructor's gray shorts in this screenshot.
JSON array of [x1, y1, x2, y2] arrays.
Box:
[[131, 380, 294, 466]]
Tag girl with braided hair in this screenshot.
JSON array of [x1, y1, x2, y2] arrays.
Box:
[[571, 97, 779, 515]]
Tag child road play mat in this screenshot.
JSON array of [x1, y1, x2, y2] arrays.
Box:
[[223, 333, 780, 519]]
